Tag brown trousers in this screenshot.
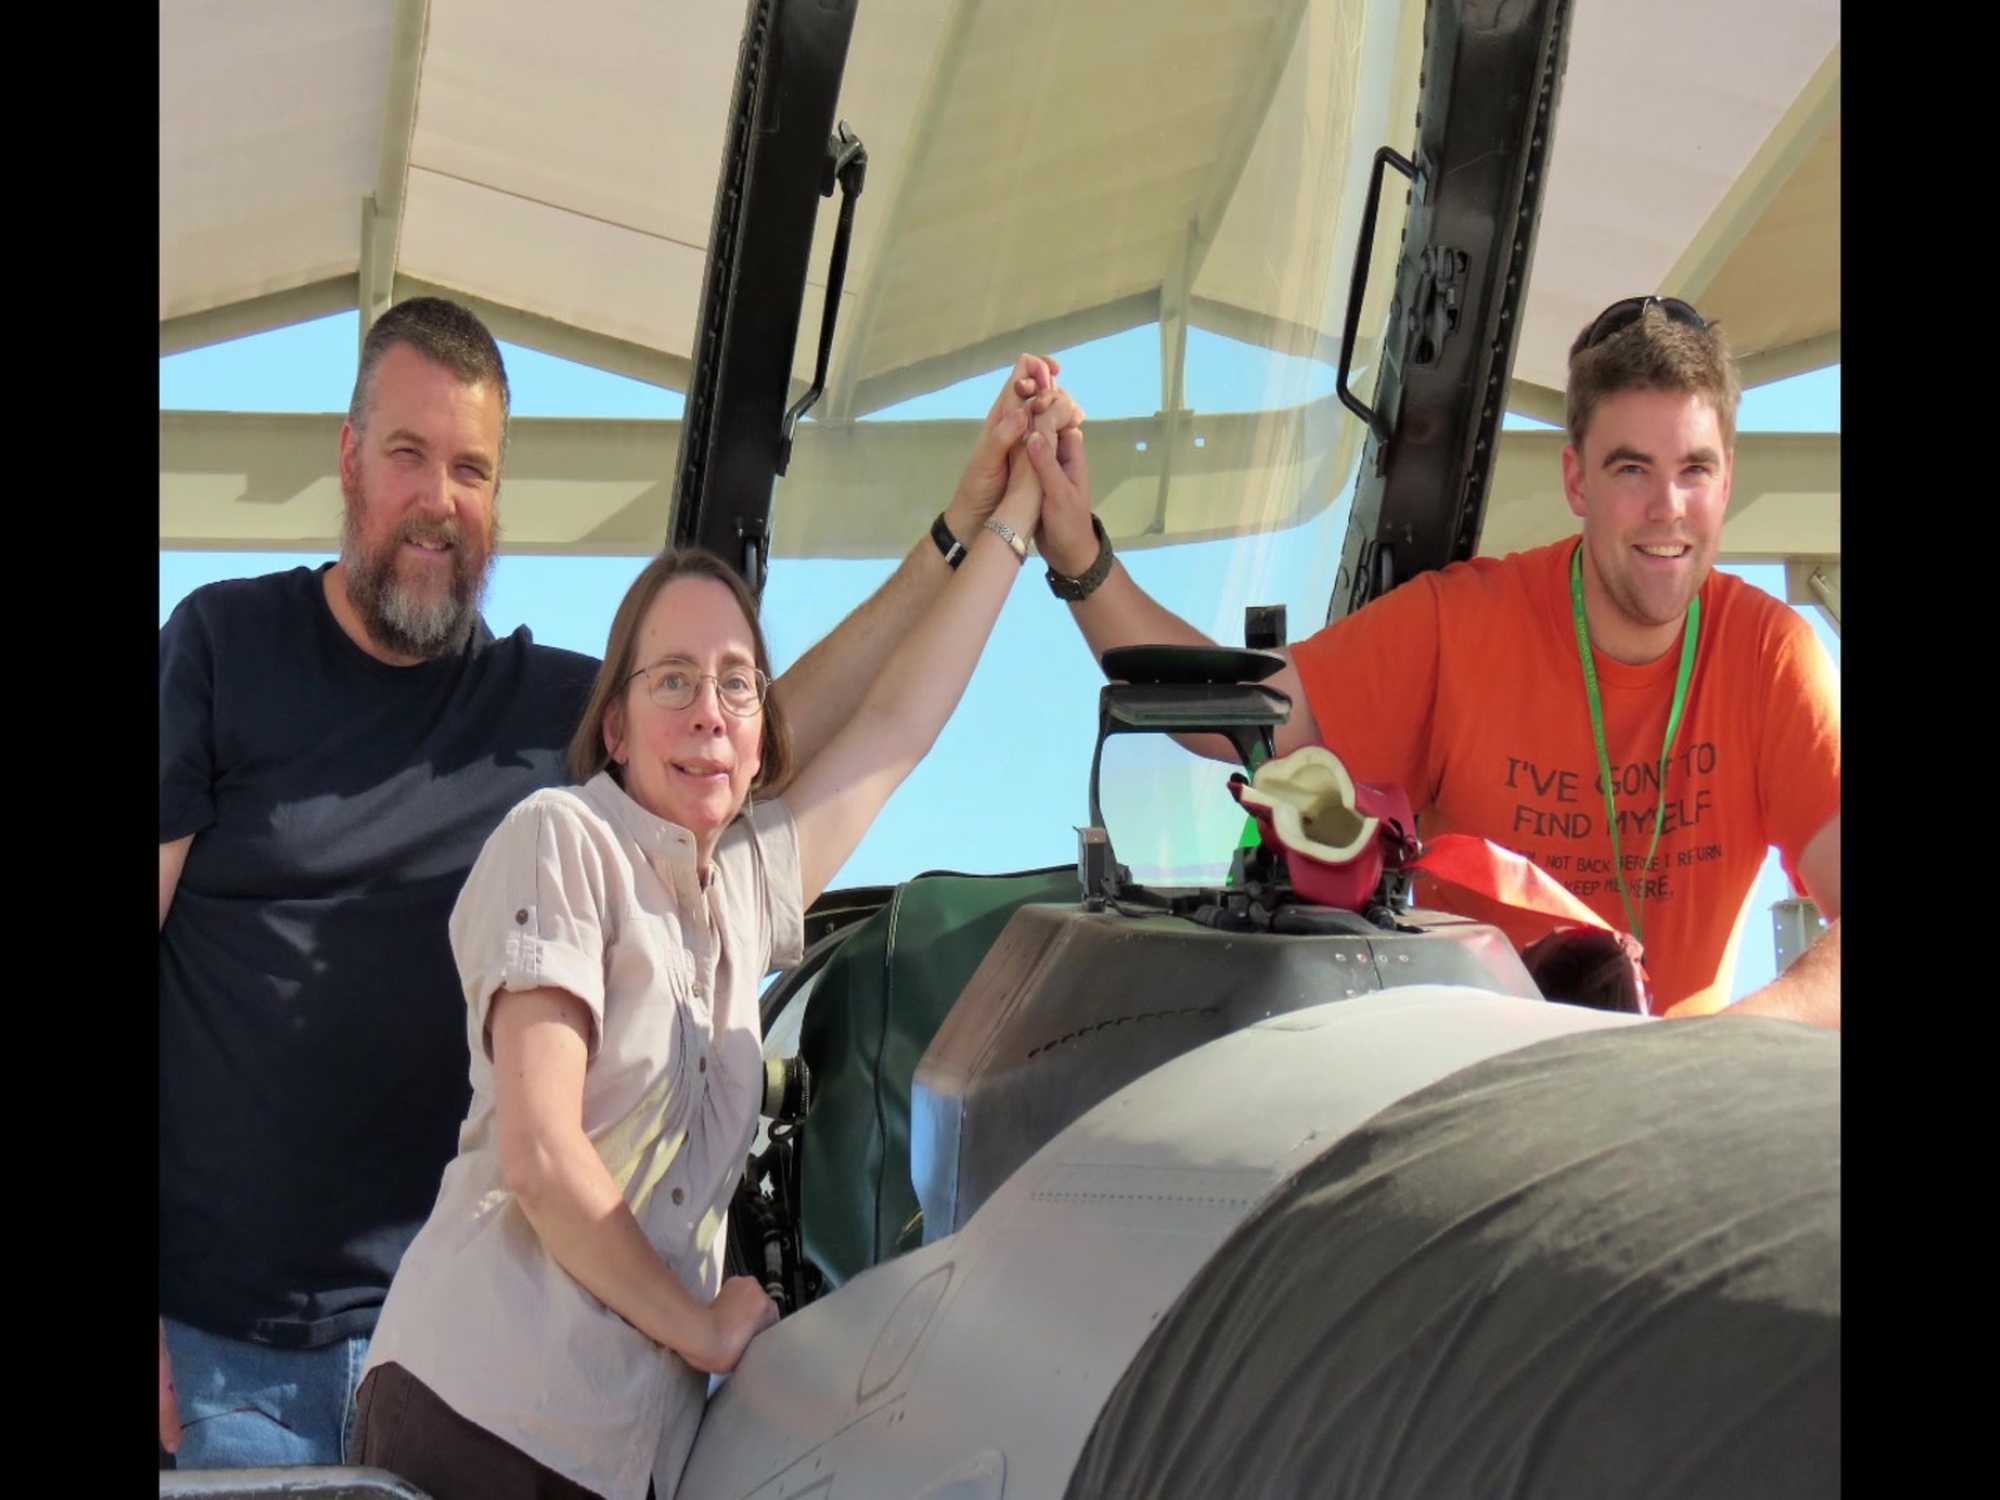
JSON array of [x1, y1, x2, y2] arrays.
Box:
[[351, 1361, 620, 1500]]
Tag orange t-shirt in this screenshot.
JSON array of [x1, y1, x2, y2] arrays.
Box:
[[1289, 540, 1840, 1014]]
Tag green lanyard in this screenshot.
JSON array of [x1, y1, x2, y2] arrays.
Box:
[[1570, 542, 1699, 943]]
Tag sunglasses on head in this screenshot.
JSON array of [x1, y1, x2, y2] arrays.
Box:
[[1579, 295, 1708, 351]]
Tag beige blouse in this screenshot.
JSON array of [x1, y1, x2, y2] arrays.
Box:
[[361, 771, 804, 1500]]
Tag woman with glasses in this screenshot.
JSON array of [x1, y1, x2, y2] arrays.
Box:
[[348, 380, 1066, 1500]]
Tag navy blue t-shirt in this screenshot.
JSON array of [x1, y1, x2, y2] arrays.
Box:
[[159, 565, 600, 1347]]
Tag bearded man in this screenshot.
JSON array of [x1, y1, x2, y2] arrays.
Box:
[[157, 297, 601, 1473], [158, 296, 1079, 1469]]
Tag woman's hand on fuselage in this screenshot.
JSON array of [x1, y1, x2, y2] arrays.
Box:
[[688, 1276, 781, 1375]]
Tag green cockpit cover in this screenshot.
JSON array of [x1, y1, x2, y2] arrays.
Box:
[[798, 864, 1081, 1286]]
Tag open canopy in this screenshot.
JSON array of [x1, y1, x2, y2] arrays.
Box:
[[160, 0, 1837, 593]]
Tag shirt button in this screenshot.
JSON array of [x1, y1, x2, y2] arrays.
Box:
[[514, 909, 528, 925], [671, 1187, 684, 1205]]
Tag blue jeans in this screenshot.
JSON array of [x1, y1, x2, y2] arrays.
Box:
[[162, 1317, 370, 1469]]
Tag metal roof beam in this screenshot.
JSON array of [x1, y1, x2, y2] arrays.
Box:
[[844, 292, 1161, 419], [1502, 379, 1567, 431], [819, 0, 982, 422], [1505, 324, 1842, 427], [1664, 42, 1840, 306], [1148, 226, 1198, 537], [364, 0, 431, 323], [1479, 428, 1839, 561], [359, 0, 431, 350], [163, 400, 1358, 557], [1736, 333, 1841, 391], [1179, 0, 1313, 293], [1785, 559, 1840, 635], [159, 277, 360, 358], [393, 278, 694, 392], [163, 410, 1838, 566], [835, 287, 1349, 424]]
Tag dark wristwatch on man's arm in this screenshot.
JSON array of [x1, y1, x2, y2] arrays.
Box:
[[1045, 514, 1115, 601]]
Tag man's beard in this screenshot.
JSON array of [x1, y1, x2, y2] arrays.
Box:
[[340, 483, 497, 661]]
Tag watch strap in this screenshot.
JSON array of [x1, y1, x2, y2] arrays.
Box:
[[1046, 514, 1115, 601], [930, 512, 967, 569]]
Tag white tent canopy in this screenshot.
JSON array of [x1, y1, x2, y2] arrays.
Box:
[[160, 0, 1838, 596]]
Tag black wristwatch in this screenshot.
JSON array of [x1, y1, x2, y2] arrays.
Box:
[[930, 512, 967, 569], [1046, 515, 1114, 601]]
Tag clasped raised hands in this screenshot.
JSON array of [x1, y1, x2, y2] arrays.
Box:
[[981, 355, 1093, 574], [951, 355, 1087, 550]]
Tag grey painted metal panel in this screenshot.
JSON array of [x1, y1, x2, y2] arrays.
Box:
[[679, 989, 1637, 1498], [1772, 897, 1827, 971], [909, 902, 1541, 1240]]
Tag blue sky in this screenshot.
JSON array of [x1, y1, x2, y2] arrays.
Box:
[[161, 314, 1839, 998]]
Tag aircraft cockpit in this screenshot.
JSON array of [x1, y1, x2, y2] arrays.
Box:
[[735, 625, 1551, 1316]]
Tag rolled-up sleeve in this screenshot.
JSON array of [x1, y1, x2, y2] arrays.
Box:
[[749, 799, 806, 970], [451, 793, 612, 1056]]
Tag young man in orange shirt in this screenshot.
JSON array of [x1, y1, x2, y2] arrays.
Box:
[[1024, 297, 1840, 1027]]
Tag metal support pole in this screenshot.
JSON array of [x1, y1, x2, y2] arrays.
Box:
[[1771, 897, 1825, 972]]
